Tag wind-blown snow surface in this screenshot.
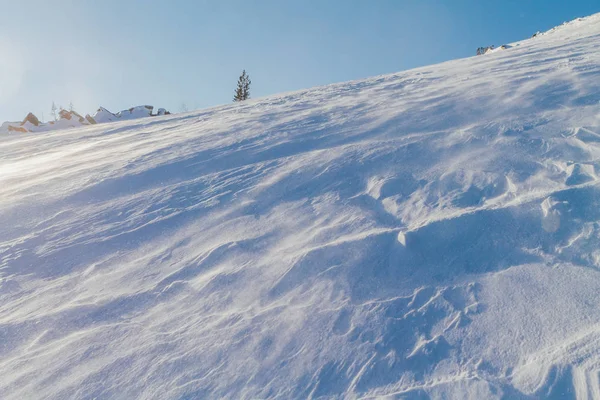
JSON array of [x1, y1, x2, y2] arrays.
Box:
[[3, 15, 600, 400]]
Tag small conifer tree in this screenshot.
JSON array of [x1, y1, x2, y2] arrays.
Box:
[[233, 70, 251, 102]]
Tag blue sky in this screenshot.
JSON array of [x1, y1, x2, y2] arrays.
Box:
[[0, 0, 598, 122]]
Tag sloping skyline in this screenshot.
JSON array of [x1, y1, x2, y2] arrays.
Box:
[[0, 0, 598, 122]]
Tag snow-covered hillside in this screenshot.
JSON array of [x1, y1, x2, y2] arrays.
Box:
[[2, 14, 600, 399]]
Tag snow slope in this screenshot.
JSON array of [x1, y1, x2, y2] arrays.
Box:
[[2, 13, 600, 399]]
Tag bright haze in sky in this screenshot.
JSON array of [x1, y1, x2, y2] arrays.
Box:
[[0, 0, 598, 123]]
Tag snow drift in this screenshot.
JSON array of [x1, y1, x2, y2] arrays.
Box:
[[2, 13, 600, 399]]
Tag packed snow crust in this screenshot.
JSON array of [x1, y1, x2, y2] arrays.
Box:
[[2, 13, 600, 399]]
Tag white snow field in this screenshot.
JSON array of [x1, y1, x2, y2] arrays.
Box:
[[2, 14, 600, 400]]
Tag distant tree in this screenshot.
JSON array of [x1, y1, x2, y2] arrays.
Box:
[[69, 101, 74, 112], [233, 70, 251, 102], [243, 71, 251, 100], [179, 103, 189, 113], [51, 101, 58, 121]]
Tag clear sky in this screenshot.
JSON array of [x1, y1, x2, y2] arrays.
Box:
[[0, 0, 598, 122]]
